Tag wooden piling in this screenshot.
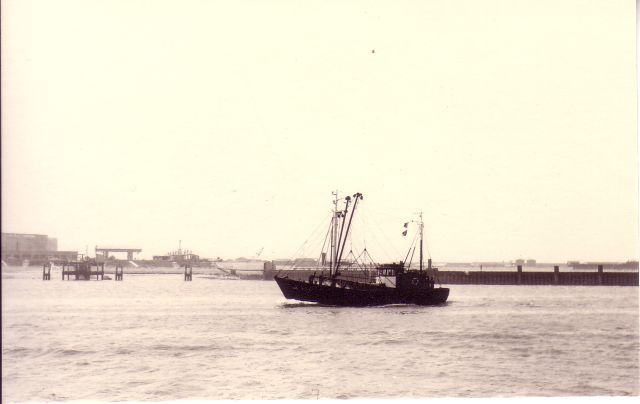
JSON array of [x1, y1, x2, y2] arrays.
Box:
[[184, 264, 192, 281], [517, 265, 522, 285], [115, 264, 124, 281], [42, 263, 51, 280], [597, 264, 604, 285], [76, 262, 86, 280], [553, 265, 559, 285], [61, 263, 73, 280]]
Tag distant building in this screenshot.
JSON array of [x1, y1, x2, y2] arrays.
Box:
[[526, 259, 537, 266], [1, 233, 76, 265], [2, 233, 51, 252], [46, 237, 58, 251]]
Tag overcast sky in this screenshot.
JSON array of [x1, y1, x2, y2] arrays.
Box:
[[2, 0, 637, 263]]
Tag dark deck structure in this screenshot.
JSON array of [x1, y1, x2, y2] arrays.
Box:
[[61, 260, 106, 280]]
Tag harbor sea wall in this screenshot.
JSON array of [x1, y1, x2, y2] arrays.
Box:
[[265, 267, 639, 286], [433, 270, 637, 286]]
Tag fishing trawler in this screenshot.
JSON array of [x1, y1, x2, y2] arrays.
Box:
[[274, 192, 449, 306]]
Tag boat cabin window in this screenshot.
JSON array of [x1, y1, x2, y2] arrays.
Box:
[[376, 263, 404, 277]]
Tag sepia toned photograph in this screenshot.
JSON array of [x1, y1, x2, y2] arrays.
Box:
[[2, 0, 638, 402]]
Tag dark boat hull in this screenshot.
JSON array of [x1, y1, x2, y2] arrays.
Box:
[[274, 276, 449, 306]]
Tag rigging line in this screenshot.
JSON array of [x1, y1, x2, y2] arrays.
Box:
[[346, 219, 367, 263], [411, 229, 420, 262], [347, 212, 368, 258], [291, 237, 327, 271], [300, 222, 331, 263], [407, 246, 416, 270], [346, 249, 362, 270], [425, 230, 432, 259], [356, 249, 374, 271], [317, 218, 333, 267], [364, 206, 419, 225], [349, 244, 365, 270], [344, 250, 358, 270], [357, 205, 367, 250], [284, 210, 332, 269], [422, 218, 433, 259], [374, 208, 403, 259], [355, 248, 368, 261], [368, 230, 393, 264], [359, 204, 399, 262], [403, 229, 418, 263], [362, 248, 378, 268]]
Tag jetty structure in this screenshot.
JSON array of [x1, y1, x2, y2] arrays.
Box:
[[60, 259, 106, 281], [39, 256, 127, 281]]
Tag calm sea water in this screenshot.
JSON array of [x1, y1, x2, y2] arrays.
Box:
[[2, 265, 638, 401]]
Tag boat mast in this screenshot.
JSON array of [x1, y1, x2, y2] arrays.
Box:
[[333, 196, 352, 275], [335, 193, 363, 273], [419, 212, 424, 272], [330, 191, 338, 274]]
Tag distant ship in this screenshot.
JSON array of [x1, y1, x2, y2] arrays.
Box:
[[274, 192, 449, 306]]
